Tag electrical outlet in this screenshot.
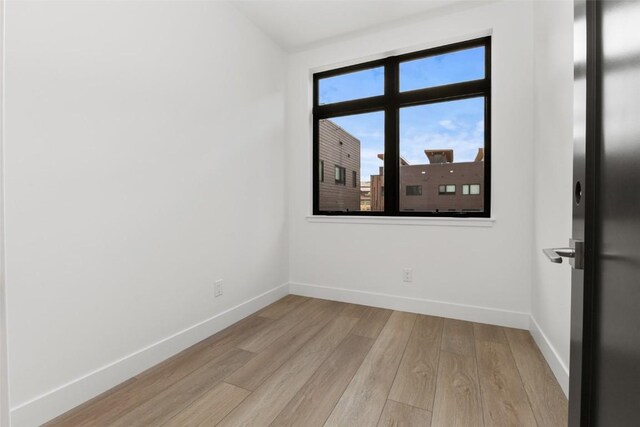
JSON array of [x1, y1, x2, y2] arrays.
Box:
[[214, 280, 223, 297], [403, 268, 413, 283]]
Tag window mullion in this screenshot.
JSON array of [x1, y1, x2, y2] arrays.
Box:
[[384, 59, 399, 216]]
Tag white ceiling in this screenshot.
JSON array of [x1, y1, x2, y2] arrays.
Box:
[[230, 0, 494, 52]]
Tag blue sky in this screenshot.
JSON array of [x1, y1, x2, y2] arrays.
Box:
[[321, 47, 485, 181]]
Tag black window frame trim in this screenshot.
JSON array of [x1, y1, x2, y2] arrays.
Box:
[[313, 36, 491, 218]]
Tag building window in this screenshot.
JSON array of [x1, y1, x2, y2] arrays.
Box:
[[313, 37, 491, 217], [439, 184, 456, 195], [462, 184, 481, 195], [319, 160, 324, 182], [406, 185, 422, 196], [335, 165, 346, 185]]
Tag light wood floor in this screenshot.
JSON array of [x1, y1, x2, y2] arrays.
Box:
[[46, 296, 568, 426]]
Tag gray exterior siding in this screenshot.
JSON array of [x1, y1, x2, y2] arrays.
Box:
[[318, 120, 361, 212]]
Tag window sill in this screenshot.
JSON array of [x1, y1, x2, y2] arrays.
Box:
[[305, 215, 495, 227]]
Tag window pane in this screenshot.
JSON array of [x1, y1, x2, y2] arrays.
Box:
[[406, 185, 422, 196], [318, 111, 384, 212], [399, 97, 485, 213], [400, 46, 484, 92], [319, 67, 384, 105], [334, 166, 346, 184]]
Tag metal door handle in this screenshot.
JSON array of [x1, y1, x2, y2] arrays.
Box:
[[543, 247, 576, 263], [544, 239, 584, 269]]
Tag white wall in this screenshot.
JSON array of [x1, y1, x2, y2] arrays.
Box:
[[531, 0, 574, 396], [287, 1, 535, 328], [0, 1, 10, 424], [4, 1, 287, 425]]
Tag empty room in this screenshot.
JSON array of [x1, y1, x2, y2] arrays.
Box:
[[0, 0, 638, 425]]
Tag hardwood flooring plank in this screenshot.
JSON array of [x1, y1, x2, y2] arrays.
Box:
[[162, 382, 250, 427], [271, 334, 374, 427], [236, 298, 330, 353], [431, 351, 483, 427], [350, 305, 393, 339], [257, 295, 309, 320], [473, 322, 507, 343], [324, 311, 417, 426], [377, 400, 432, 427], [45, 315, 271, 427], [473, 323, 536, 427], [226, 300, 343, 391], [218, 315, 359, 426], [340, 302, 369, 318], [109, 347, 254, 427], [504, 328, 568, 426], [42, 377, 138, 427], [441, 318, 475, 357], [388, 315, 443, 411]]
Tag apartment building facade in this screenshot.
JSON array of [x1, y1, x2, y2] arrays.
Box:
[[371, 149, 485, 213], [318, 119, 361, 212], [318, 120, 484, 214]]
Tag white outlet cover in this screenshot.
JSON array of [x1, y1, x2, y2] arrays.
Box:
[[214, 280, 223, 297]]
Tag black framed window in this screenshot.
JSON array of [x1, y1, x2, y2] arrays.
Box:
[[439, 184, 456, 195], [335, 165, 346, 185], [319, 160, 324, 182], [406, 185, 422, 196], [313, 37, 491, 217]]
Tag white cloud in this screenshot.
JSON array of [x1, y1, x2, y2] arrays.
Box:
[[438, 120, 457, 131]]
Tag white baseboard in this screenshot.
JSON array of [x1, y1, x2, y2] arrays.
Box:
[[288, 282, 531, 330], [529, 316, 570, 397], [10, 283, 289, 427]]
